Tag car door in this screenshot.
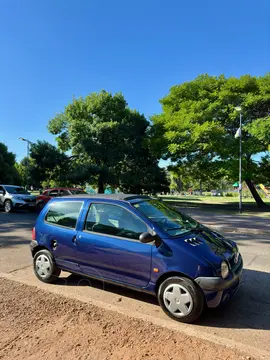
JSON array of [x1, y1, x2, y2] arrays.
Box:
[[76, 201, 152, 288], [41, 200, 84, 272], [0, 186, 5, 205]]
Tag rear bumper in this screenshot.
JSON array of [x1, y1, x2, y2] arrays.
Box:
[[30, 240, 38, 255]]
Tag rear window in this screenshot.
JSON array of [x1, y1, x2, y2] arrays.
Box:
[[69, 189, 86, 195], [45, 201, 83, 229], [48, 190, 59, 197]]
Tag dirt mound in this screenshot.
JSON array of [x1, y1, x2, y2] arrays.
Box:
[[0, 278, 253, 360]]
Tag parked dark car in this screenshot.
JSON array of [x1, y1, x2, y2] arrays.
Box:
[[36, 187, 86, 212], [30, 194, 243, 323]]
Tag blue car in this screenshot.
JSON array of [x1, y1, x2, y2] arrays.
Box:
[[30, 194, 243, 323]]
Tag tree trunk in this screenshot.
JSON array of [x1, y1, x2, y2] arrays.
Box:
[[98, 176, 104, 193], [245, 178, 269, 208]]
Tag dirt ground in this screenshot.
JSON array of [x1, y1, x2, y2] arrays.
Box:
[[0, 278, 253, 360]]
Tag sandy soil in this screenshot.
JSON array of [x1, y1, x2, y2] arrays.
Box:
[[0, 278, 254, 360]]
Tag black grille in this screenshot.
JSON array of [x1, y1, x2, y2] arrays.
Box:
[[24, 198, 35, 203]]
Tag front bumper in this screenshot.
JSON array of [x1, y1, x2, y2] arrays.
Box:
[[195, 256, 243, 308], [13, 200, 36, 209]]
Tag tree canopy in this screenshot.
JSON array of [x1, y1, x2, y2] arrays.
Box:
[[17, 141, 72, 188], [259, 155, 270, 186], [0, 142, 21, 184], [152, 74, 270, 207], [30, 141, 70, 187], [48, 91, 168, 193]]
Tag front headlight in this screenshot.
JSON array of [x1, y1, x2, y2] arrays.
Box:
[[221, 261, 229, 279], [14, 196, 24, 201]]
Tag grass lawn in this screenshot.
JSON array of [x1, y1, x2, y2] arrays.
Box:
[[160, 195, 269, 203], [160, 195, 270, 216]]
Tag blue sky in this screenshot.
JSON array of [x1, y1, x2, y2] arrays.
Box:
[[0, 0, 269, 162]]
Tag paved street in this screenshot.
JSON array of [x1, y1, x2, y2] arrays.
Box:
[[0, 208, 269, 359]]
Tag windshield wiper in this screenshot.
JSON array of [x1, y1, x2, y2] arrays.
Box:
[[166, 227, 183, 231], [192, 225, 204, 233]]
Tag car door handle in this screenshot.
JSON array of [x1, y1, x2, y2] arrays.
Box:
[[72, 236, 77, 244]]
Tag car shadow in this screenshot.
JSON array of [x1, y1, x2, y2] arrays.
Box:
[[0, 236, 30, 247], [198, 268, 270, 330], [54, 268, 269, 330], [54, 273, 159, 306]]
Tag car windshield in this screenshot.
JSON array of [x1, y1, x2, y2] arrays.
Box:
[[133, 200, 199, 236], [5, 186, 30, 195], [69, 189, 86, 195]]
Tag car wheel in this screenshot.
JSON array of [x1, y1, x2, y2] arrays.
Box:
[[4, 200, 13, 213], [33, 249, 61, 283], [158, 276, 204, 323], [37, 202, 44, 213]]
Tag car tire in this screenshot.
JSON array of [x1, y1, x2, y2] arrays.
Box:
[[158, 276, 204, 323], [33, 249, 61, 283], [4, 200, 13, 213], [37, 202, 44, 213]]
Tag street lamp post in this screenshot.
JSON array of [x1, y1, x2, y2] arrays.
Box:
[[235, 107, 242, 214], [19, 137, 33, 189]]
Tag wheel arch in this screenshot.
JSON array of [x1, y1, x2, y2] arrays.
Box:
[[155, 271, 194, 294], [32, 245, 50, 258], [3, 199, 13, 212]]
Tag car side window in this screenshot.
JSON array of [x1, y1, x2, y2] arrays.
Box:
[[49, 190, 59, 197], [45, 201, 83, 229], [59, 189, 70, 196], [84, 203, 148, 240]]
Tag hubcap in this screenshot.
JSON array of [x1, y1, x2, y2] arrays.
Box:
[[163, 284, 193, 317], [35, 255, 51, 278], [5, 202, 11, 212]]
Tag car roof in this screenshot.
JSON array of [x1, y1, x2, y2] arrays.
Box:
[[59, 194, 152, 202], [0, 184, 22, 187], [44, 187, 82, 191]]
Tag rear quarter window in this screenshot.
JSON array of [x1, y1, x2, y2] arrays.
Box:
[[45, 201, 83, 229]]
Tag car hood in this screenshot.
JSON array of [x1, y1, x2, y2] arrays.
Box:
[[12, 194, 36, 200], [173, 226, 237, 269]]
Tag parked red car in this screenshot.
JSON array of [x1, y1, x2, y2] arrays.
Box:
[[36, 188, 86, 212]]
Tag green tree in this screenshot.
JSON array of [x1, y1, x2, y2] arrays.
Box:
[[259, 155, 270, 186], [169, 158, 225, 193], [26, 141, 70, 187], [15, 158, 28, 186], [118, 149, 169, 194], [152, 74, 270, 207], [48, 91, 167, 193], [0, 142, 21, 184]]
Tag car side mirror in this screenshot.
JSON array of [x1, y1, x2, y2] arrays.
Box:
[[139, 232, 156, 244], [0, 190, 4, 195]]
